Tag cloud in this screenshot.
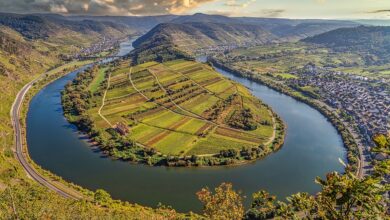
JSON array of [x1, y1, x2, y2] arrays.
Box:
[[368, 9, 390, 14], [224, 0, 256, 8], [261, 9, 285, 18], [0, 0, 216, 16], [204, 10, 233, 16], [50, 4, 68, 13]]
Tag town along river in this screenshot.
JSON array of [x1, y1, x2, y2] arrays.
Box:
[[27, 44, 346, 212]]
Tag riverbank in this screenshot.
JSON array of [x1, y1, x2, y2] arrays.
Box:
[[209, 58, 360, 174], [27, 54, 345, 212], [61, 59, 286, 168], [17, 60, 95, 199], [17, 39, 137, 198]]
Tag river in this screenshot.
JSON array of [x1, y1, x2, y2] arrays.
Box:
[[26, 40, 345, 212]]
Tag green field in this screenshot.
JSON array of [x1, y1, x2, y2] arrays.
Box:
[[89, 67, 108, 93], [221, 42, 390, 81], [88, 60, 275, 156]]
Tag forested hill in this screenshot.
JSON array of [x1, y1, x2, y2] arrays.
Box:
[[0, 13, 133, 40], [134, 13, 358, 50], [67, 14, 178, 33], [131, 14, 359, 63], [133, 22, 279, 50], [130, 21, 283, 64], [302, 26, 390, 62], [303, 26, 390, 49], [169, 13, 358, 41]]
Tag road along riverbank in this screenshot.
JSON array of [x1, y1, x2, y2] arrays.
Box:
[[11, 61, 94, 199], [12, 39, 135, 199]]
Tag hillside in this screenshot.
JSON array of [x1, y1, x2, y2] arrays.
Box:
[[269, 22, 359, 41], [0, 13, 133, 113], [0, 13, 131, 40], [68, 14, 178, 33], [131, 14, 358, 62], [171, 13, 358, 41], [130, 21, 280, 63], [133, 22, 279, 50], [302, 26, 390, 64], [0, 13, 188, 219]]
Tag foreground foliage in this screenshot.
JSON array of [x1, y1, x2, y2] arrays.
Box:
[[198, 170, 388, 219], [197, 183, 244, 220], [0, 181, 190, 219]]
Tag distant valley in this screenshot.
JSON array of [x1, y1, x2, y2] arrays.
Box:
[[0, 11, 389, 219]]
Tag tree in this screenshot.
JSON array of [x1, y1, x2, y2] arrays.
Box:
[[197, 183, 244, 219], [245, 190, 277, 219], [284, 192, 316, 218], [373, 134, 390, 149], [314, 172, 387, 219], [245, 171, 388, 219], [94, 189, 112, 206]]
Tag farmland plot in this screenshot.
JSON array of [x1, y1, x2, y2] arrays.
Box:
[[90, 60, 277, 157]]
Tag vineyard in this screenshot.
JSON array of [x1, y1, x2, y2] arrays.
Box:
[[86, 59, 278, 157]]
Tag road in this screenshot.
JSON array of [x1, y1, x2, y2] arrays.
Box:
[[245, 73, 370, 179], [10, 72, 82, 199], [312, 99, 370, 179], [98, 71, 114, 128]]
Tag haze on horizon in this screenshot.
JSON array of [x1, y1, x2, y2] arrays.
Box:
[[0, 0, 389, 20]]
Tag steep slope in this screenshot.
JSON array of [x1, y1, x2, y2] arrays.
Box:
[[0, 13, 130, 40], [133, 22, 278, 52], [0, 14, 189, 219], [134, 22, 279, 48], [131, 14, 359, 64], [302, 26, 390, 64], [171, 13, 358, 40], [68, 14, 178, 33], [269, 22, 359, 41]]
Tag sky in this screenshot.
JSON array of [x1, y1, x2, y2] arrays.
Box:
[[0, 0, 390, 19]]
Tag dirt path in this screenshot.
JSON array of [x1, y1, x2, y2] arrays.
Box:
[[132, 67, 274, 138], [148, 68, 206, 120], [98, 72, 114, 128], [264, 110, 277, 146], [166, 65, 224, 100]]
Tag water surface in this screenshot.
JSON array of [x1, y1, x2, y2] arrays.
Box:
[[27, 45, 345, 212]]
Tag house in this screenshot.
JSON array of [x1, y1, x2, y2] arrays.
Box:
[[374, 152, 388, 161], [115, 122, 129, 135]]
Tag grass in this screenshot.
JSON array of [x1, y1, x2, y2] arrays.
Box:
[[0, 27, 192, 218], [187, 135, 255, 155], [88, 60, 276, 156], [89, 67, 107, 93], [154, 132, 197, 155], [275, 73, 298, 79], [222, 42, 390, 82]]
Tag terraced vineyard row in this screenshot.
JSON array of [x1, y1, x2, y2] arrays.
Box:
[[87, 59, 277, 157]]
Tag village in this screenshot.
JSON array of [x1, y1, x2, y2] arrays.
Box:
[[74, 36, 122, 59], [289, 64, 389, 146]]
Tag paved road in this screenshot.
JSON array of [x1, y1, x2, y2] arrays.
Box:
[[10, 72, 81, 199], [312, 99, 370, 179]]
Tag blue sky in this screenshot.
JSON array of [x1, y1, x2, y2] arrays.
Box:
[[1, 0, 390, 19]]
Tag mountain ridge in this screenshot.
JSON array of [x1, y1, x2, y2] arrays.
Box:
[[302, 25, 390, 64]]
